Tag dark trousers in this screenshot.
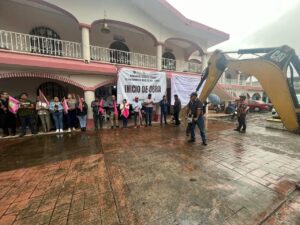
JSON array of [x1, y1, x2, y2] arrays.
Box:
[[174, 111, 180, 125], [0, 113, 17, 135], [122, 116, 128, 128], [191, 116, 206, 142], [145, 107, 153, 126], [93, 114, 104, 129], [237, 114, 246, 131], [19, 115, 35, 135], [67, 109, 77, 128], [160, 111, 167, 124]]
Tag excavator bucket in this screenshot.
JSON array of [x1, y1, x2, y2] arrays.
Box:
[[196, 45, 300, 132]]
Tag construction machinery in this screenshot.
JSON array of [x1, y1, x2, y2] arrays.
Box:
[[194, 45, 300, 132]]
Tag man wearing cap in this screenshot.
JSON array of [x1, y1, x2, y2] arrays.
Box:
[[187, 92, 207, 145], [235, 95, 248, 133]]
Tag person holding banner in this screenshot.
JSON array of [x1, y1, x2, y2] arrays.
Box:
[[49, 97, 64, 133], [36, 95, 51, 133], [107, 95, 119, 129], [120, 99, 130, 128], [66, 94, 77, 132], [143, 94, 154, 127], [18, 93, 36, 137], [159, 95, 169, 125], [0, 92, 17, 137], [132, 97, 143, 128], [76, 97, 88, 131]]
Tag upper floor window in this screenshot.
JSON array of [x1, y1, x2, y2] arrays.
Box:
[[30, 27, 62, 56], [162, 52, 176, 71], [109, 41, 130, 64]]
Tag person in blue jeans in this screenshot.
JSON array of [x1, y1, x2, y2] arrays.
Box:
[[49, 97, 64, 133], [186, 92, 207, 145], [76, 98, 88, 131], [159, 95, 169, 125], [143, 94, 154, 127]]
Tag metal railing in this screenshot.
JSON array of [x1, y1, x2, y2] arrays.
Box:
[[0, 29, 202, 73], [90, 46, 157, 69], [220, 79, 262, 87], [0, 30, 82, 59], [162, 58, 202, 73]]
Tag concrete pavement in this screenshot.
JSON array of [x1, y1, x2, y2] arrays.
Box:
[[0, 114, 299, 225]]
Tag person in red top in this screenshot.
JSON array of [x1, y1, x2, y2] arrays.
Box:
[[234, 95, 249, 133]]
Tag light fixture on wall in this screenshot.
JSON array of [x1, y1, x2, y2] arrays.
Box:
[[101, 10, 111, 34]]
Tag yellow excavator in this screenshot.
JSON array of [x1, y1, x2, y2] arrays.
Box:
[[194, 45, 300, 133]]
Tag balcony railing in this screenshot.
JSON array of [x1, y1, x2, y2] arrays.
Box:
[[219, 78, 262, 87], [162, 58, 202, 73], [0, 29, 202, 73], [90, 46, 157, 69], [0, 30, 82, 59]]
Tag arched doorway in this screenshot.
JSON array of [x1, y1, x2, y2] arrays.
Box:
[[37, 82, 67, 100], [30, 26, 62, 56], [162, 52, 176, 71], [109, 41, 130, 64]]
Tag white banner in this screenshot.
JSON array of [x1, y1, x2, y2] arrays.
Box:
[[171, 74, 205, 106], [117, 68, 167, 104]]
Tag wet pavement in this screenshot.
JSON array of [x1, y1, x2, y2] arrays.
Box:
[[0, 113, 299, 225]]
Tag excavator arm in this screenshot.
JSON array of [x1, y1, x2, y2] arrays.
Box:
[[198, 45, 300, 132]]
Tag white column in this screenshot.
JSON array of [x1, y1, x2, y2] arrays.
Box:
[[84, 90, 94, 122], [156, 43, 163, 70], [237, 73, 241, 85], [81, 25, 91, 62], [201, 54, 208, 71]]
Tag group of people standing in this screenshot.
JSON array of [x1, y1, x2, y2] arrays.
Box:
[[90, 93, 182, 130], [0, 91, 89, 137]]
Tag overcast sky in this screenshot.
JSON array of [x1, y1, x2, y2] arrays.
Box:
[[167, 0, 300, 53]]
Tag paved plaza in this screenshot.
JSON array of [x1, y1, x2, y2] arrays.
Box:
[[0, 114, 299, 225]]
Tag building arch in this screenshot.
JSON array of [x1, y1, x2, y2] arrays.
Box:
[[164, 37, 204, 56], [0, 72, 87, 90], [162, 51, 176, 71], [109, 41, 130, 64], [37, 82, 67, 99], [91, 19, 158, 44]]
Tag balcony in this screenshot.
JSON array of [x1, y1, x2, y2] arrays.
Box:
[[0, 29, 201, 73], [220, 78, 262, 87], [0, 30, 82, 59]]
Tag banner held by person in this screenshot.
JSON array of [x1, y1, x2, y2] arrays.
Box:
[[117, 68, 167, 104], [38, 89, 49, 106], [8, 96, 20, 114]]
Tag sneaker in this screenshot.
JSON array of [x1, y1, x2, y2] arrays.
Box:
[[59, 129, 63, 133], [56, 129, 59, 133], [188, 139, 195, 143], [67, 128, 71, 132], [72, 127, 76, 131], [202, 141, 207, 146]]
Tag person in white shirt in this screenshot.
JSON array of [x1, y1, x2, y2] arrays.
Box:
[[36, 98, 51, 132], [132, 97, 143, 128], [143, 94, 154, 127]]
